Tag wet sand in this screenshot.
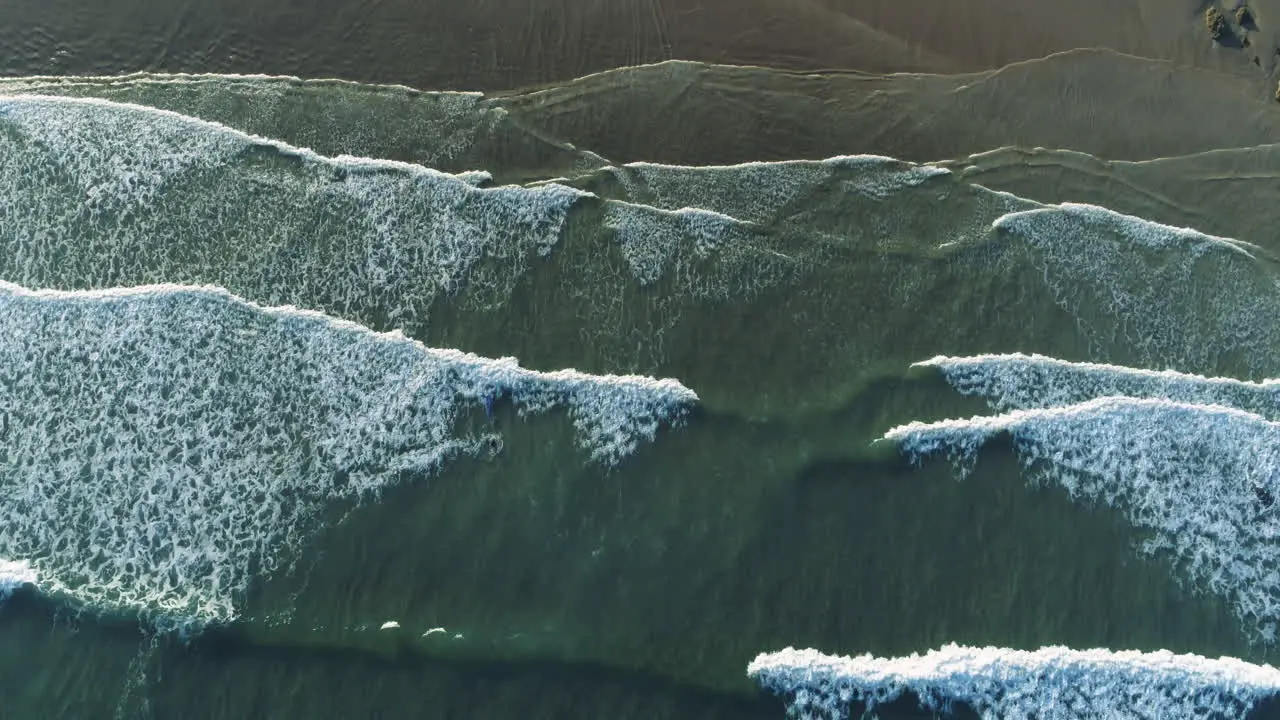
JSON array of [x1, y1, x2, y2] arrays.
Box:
[[495, 49, 1280, 166], [5, 0, 1280, 92]]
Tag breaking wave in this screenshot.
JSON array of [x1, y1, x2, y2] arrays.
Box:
[[0, 281, 695, 626], [990, 202, 1280, 375], [0, 558, 36, 598], [916, 353, 1280, 418], [0, 93, 823, 354], [0, 74, 501, 170], [0, 94, 585, 334], [884, 395, 1280, 642], [749, 644, 1280, 719]]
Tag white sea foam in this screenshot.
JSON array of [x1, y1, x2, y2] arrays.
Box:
[[990, 202, 1279, 374], [0, 94, 587, 333], [0, 281, 696, 625], [603, 201, 757, 286], [884, 396, 1280, 642], [575, 155, 958, 371], [0, 558, 37, 598], [749, 644, 1280, 719], [0, 75, 502, 169], [994, 203, 1254, 256], [917, 353, 1280, 418], [598, 198, 803, 321], [613, 155, 948, 223], [824, 155, 950, 200], [599, 156, 947, 286], [615, 160, 828, 224]]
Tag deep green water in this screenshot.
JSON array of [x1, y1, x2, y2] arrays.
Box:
[[1, 73, 1279, 720]]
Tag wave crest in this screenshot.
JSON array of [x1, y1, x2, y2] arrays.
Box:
[[749, 644, 1280, 720], [917, 353, 1280, 417], [0, 282, 695, 625], [885, 395, 1280, 642], [0, 94, 586, 334], [990, 202, 1279, 375]]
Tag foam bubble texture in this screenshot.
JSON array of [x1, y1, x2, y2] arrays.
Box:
[[824, 155, 950, 200], [603, 201, 756, 286], [0, 281, 696, 624], [0, 94, 586, 333], [615, 160, 830, 224], [749, 643, 1280, 720], [599, 199, 804, 319], [613, 155, 948, 223], [884, 397, 1280, 642], [918, 353, 1280, 418], [0, 558, 36, 598], [0, 74, 585, 175], [991, 202, 1279, 375]]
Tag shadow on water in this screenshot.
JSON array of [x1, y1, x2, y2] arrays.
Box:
[[3, 339, 1277, 717], [1, 585, 1000, 720], [2, 587, 787, 720], [196, 626, 787, 718]]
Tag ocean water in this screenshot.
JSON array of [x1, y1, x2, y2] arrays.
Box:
[[1, 73, 1279, 720]]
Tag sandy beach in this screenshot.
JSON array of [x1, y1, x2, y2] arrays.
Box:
[[4, 0, 1279, 89]]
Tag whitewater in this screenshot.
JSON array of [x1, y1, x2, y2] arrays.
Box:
[[750, 644, 1280, 719], [8, 72, 1280, 719], [0, 281, 695, 626], [885, 354, 1280, 644]]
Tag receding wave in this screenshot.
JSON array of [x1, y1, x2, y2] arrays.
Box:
[[600, 200, 789, 301], [990, 202, 1280, 375], [884, 395, 1280, 642], [748, 644, 1280, 719], [0, 73, 607, 182], [0, 94, 829, 351], [591, 156, 948, 224], [0, 281, 695, 626], [0, 94, 584, 335]]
